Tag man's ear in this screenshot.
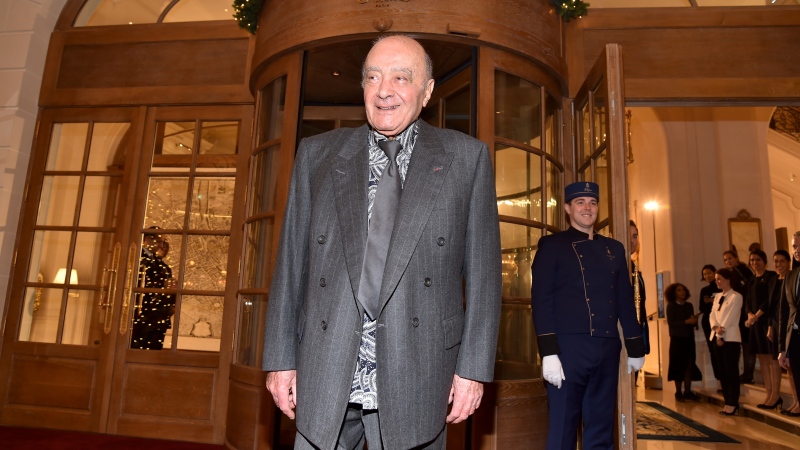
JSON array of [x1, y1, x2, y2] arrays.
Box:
[[421, 79, 435, 107]]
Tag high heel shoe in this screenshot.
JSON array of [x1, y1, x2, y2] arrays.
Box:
[[719, 406, 739, 416], [757, 398, 783, 410]]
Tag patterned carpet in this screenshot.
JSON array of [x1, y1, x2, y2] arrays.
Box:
[[637, 401, 739, 443]]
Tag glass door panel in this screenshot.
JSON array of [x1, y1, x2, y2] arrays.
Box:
[[483, 54, 563, 383], [129, 117, 239, 352]]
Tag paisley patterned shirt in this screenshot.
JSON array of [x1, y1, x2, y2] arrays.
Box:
[[349, 121, 418, 408]]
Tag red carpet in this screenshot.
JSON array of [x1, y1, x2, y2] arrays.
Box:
[[0, 426, 226, 449]]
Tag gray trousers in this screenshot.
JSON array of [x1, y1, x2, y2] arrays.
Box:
[[294, 403, 447, 450]]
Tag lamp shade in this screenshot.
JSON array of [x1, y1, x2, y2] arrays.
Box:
[[53, 268, 79, 285]]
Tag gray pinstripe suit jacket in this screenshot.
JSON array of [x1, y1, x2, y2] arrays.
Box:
[[262, 121, 501, 450], [783, 267, 799, 354]]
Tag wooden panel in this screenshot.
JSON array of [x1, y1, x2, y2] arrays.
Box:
[[472, 380, 548, 449], [121, 364, 216, 420], [226, 380, 262, 450], [40, 22, 254, 107], [567, 8, 800, 103], [7, 355, 95, 410], [58, 40, 248, 89], [252, 0, 565, 86], [226, 364, 273, 450]]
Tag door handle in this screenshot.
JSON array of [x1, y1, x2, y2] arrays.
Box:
[[119, 243, 138, 335], [101, 242, 121, 335]]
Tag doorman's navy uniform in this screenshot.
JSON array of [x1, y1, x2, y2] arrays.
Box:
[[531, 226, 644, 450]]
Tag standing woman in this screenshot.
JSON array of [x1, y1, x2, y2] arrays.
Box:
[[666, 283, 702, 401], [710, 268, 743, 415], [745, 249, 782, 409], [775, 250, 800, 416], [698, 265, 722, 388]]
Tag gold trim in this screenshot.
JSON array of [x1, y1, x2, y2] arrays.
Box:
[[103, 242, 121, 335], [33, 273, 43, 312], [119, 243, 138, 335]]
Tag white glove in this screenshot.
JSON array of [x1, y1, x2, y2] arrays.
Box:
[[627, 356, 645, 374], [542, 355, 566, 389]]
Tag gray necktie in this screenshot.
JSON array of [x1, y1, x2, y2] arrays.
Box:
[[357, 140, 403, 320]]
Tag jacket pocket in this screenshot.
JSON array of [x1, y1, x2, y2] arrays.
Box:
[[297, 309, 307, 344], [442, 312, 464, 349]]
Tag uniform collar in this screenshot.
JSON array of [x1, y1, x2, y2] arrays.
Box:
[[566, 226, 594, 240]]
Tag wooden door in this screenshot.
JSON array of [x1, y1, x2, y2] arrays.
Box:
[[572, 43, 634, 449], [0, 104, 251, 444], [105, 105, 251, 443], [0, 107, 146, 431]]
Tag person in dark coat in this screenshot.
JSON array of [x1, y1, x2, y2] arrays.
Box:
[[772, 249, 798, 414], [531, 181, 644, 450], [779, 232, 800, 416], [665, 283, 702, 402], [130, 230, 176, 350]]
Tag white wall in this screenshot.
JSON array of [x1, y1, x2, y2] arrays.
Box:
[[0, 0, 67, 334]]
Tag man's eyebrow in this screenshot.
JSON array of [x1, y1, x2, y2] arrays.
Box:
[[390, 67, 413, 80]]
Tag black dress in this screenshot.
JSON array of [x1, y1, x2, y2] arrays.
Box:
[[667, 301, 702, 382], [745, 271, 778, 355]]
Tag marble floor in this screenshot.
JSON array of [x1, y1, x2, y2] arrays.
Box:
[[636, 384, 799, 449]]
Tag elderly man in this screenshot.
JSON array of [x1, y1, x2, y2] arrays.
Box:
[[531, 182, 645, 450], [262, 35, 501, 449]]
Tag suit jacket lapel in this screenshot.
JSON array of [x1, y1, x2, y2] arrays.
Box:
[[377, 122, 455, 315], [332, 125, 370, 309]]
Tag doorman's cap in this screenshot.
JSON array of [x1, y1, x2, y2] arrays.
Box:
[[565, 181, 599, 202]]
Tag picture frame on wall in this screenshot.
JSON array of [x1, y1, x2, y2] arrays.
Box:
[[728, 209, 762, 258]]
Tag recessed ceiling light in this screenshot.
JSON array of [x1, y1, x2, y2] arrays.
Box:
[[332, 71, 341, 76]]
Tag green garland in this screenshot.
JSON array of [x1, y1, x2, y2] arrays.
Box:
[[231, 0, 586, 34], [550, 0, 590, 22], [232, 0, 264, 35]]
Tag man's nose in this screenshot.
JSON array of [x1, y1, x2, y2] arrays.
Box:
[[377, 79, 393, 98]]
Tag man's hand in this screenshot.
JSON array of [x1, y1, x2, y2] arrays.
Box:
[[446, 375, 483, 424], [627, 356, 645, 374], [266, 370, 297, 419], [779, 352, 790, 370], [542, 355, 565, 388]]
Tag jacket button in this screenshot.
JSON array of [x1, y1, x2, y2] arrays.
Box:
[[437, 237, 446, 246], [320, 278, 326, 287], [317, 235, 326, 244], [412, 318, 419, 327], [321, 321, 327, 330], [424, 278, 432, 287]]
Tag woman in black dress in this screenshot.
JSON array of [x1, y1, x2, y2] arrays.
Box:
[[744, 249, 782, 409], [666, 283, 701, 401], [698, 265, 721, 388]]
